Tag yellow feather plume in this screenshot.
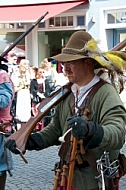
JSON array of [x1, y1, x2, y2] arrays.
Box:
[[108, 51, 126, 61], [93, 55, 111, 69], [106, 52, 126, 71], [84, 38, 100, 52]]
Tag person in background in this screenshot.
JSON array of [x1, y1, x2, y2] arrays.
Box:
[[7, 51, 18, 77], [0, 56, 14, 190], [30, 67, 45, 130], [30, 67, 45, 116], [11, 59, 31, 130], [5, 31, 126, 190], [40, 58, 58, 97], [29, 65, 37, 80]]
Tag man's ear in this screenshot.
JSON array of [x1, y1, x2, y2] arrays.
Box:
[[84, 59, 92, 68]]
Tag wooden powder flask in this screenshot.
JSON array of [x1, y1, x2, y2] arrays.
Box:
[[60, 165, 68, 186], [53, 168, 62, 190]]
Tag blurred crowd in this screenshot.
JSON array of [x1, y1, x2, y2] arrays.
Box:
[[5, 51, 68, 131], [4, 50, 126, 132]]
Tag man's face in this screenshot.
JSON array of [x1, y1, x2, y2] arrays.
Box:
[[9, 56, 17, 64], [61, 59, 87, 85]]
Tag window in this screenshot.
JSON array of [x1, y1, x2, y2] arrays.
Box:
[[17, 23, 24, 29], [0, 23, 15, 29], [55, 17, 60, 26], [7, 23, 14, 29], [61, 17, 66, 26], [38, 22, 45, 28], [107, 12, 126, 24], [0, 24, 5, 29], [49, 17, 54, 27], [68, 16, 73, 26], [48, 15, 85, 28], [77, 16, 85, 26], [49, 16, 74, 27]]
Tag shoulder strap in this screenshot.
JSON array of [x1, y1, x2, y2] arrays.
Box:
[[70, 79, 106, 116], [69, 79, 106, 177], [82, 79, 106, 111]]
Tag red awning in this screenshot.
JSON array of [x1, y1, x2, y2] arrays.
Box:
[[0, 1, 87, 23]]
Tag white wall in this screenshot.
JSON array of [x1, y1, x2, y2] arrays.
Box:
[[87, 0, 126, 50]]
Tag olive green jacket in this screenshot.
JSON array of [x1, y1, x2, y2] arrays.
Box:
[[38, 83, 126, 190]]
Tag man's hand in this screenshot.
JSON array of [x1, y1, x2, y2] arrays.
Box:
[[67, 115, 89, 139], [5, 139, 20, 154], [5, 133, 45, 153], [67, 115, 104, 149]]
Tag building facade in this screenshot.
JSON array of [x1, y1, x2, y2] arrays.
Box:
[[0, 0, 126, 67]]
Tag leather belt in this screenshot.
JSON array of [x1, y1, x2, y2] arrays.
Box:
[[75, 160, 89, 169]]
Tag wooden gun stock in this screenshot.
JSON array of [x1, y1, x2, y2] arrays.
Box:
[[6, 82, 72, 154]]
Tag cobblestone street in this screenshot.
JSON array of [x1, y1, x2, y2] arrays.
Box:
[[6, 146, 59, 190], [6, 143, 126, 190]]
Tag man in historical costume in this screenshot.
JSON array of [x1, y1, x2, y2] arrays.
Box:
[[0, 56, 14, 190], [6, 31, 126, 190]]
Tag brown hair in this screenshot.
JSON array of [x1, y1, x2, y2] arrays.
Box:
[[40, 58, 51, 69]]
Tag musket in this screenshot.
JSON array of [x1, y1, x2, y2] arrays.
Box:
[[111, 39, 126, 51], [1, 11, 49, 57], [6, 82, 72, 160]]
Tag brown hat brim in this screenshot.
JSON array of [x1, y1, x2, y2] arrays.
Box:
[[50, 53, 88, 62]]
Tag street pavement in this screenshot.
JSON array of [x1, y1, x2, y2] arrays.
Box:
[[5, 88, 126, 190], [6, 146, 59, 190], [6, 143, 126, 190]]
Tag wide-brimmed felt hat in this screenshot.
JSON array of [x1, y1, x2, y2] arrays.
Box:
[[50, 31, 92, 62], [50, 30, 126, 73]]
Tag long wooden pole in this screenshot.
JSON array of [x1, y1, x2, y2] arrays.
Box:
[[67, 136, 78, 190]]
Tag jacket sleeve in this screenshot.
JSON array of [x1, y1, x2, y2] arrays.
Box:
[[30, 79, 38, 97], [0, 82, 14, 109], [89, 84, 126, 151]]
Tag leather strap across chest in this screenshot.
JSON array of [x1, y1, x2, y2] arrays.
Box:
[[70, 79, 106, 116], [69, 79, 106, 177]]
